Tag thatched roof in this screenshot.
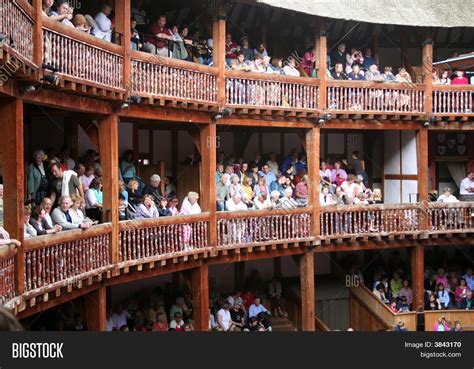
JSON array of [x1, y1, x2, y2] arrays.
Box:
[[255, 0, 474, 28]]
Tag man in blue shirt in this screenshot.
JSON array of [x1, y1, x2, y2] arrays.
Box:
[[348, 64, 366, 81], [248, 297, 269, 318], [362, 48, 376, 70], [269, 175, 286, 197], [259, 164, 276, 187]]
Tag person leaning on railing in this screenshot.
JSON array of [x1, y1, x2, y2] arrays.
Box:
[[28, 205, 62, 236], [51, 196, 91, 230]]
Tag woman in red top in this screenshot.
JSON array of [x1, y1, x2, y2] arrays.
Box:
[[451, 70, 469, 85], [152, 312, 169, 332], [241, 290, 255, 311]]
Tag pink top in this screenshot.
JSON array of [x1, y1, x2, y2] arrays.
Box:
[[451, 77, 468, 85]]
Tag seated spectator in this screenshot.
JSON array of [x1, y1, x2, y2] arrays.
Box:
[[362, 48, 376, 70], [217, 302, 233, 332], [331, 63, 347, 80], [248, 298, 271, 331], [283, 56, 300, 77], [269, 190, 281, 208], [164, 176, 176, 200], [51, 196, 91, 230], [365, 64, 383, 81], [144, 15, 171, 57], [27, 150, 49, 205], [271, 58, 284, 75], [373, 283, 390, 304], [390, 272, 403, 298], [382, 66, 396, 82], [432, 70, 440, 84], [157, 198, 172, 217], [450, 321, 463, 332], [23, 207, 37, 238], [229, 174, 243, 199], [79, 165, 95, 192], [459, 172, 474, 202], [301, 49, 316, 76], [126, 179, 142, 207], [169, 313, 185, 331], [438, 70, 451, 85], [295, 175, 308, 205], [262, 56, 275, 73], [216, 174, 229, 211], [250, 54, 266, 73], [269, 175, 286, 198], [40, 197, 54, 229], [239, 36, 255, 62], [152, 312, 169, 332], [435, 268, 448, 288], [348, 63, 365, 80], [460, 289, 474, 310], [433, 316, 449, 331], [168, 198, 179, 216], [118, 194, 128, 221], [254, 42, 269, 58], [136, 194, 159, 219], [320, 186, 333, 206], [48, 0, 74, 27], [130, 18, 140, 51], [225, 33, 239, 66], [111, 305, 131, 331], [180, 192, 201, 215], [85, 178, 103, 222], [396, 296, 410, 312], [331, 161, 347, 186], [120, 150, 137, 184], [29, 205, 62, 236], [226, 194, 247, 212], [248, 297, 269, 319], [346, 48, 364, 74], [395, 67, 412, 83], [230, 300, 246, 331], [169, 297, 191, 322], [398, 280, 413, 306], [436, 283, 451, 309], [455, 278, 468, 308], [280, 187, 298, 209], [451, 70, 468, 85], [73, 14, 91, 33], [169, 25, 189, 60], [143, 174, 163, 203], [437, 187, 459, 203], [253, 193, 271, 210]]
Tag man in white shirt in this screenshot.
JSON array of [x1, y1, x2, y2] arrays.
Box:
[[111, 305, 131, 330], [437, 187, 459, 203], [459, 172, 474, 201], [217, 302, 233, 331], [320, 186, 333, 206], [226, 194, 248, 211], [93, 4, 113, 42]]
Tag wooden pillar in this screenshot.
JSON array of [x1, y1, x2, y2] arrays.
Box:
[[84, 287, 107, 331], [235, 261, 245, 291], [32, 0, 43, 74], [200, 123, 217, 246], [299, 252, 315, 331], [422, 34, 433, 113], [114, 0, 131, 96], [315, 19, 327, 109], [306, 127, 320, 236], [417, 129, 429, 230], [98, 115, 119, 264], [212, 4, 226, 108], [191, 264, 209, 331], [411, 245, 424, 312], [0, 99, 25, 295]]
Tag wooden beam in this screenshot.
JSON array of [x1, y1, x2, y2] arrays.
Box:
[[307, 127, 320, 236], [200, 123, 217, 246], [299, 252, 315, 331], [0, 98, 25, 295], [84, 287, 107, 331], [191, 264, 209, 331], [422, 33, 433, 112], [98, 115, 119, 263], [411, 245, 424, 312]]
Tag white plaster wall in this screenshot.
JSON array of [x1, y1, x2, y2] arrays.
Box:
[[402, 180, 419, 203], [384, 131, 400, 175], [77, 125, 96, 156], [384, 179, 401, 204], [401, 131, 418, 175]]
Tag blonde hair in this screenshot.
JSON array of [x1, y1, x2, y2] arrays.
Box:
[[71, 195, 82, 204], [127, 179, 139, 189], [188, 191, 199, 200]]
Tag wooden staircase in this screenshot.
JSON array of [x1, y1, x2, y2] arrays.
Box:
[[271, 316, 297, 331]]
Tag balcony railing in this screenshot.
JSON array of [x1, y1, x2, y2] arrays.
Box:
[[327, 80, 425, 114], [0, 245, 17, 304], [226, 70, 319, 111], [22, 223, 112, 293], [433, 85, 474, 115], [0, 0, 34, 64], [42, 17, 124, 91], [118, 213, 210, 263], [131, 51, 218, 105], [217, 207, 313, 247], [1, 203, 473, 307]]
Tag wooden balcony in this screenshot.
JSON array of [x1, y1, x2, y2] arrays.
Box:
[[2, 202, 472, 314], [433, 85, 474, 122], [0, 0, 37, 79]]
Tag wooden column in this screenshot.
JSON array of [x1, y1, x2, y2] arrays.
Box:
[[411, 245, 424, 312], [299, 252, 315, 331], [84, 287, 107, 331], [315, 18, 327, 109], [32, 0, 43, 74], [422, 34, 433, 113], [417, 129, 429, 230], [98, 115, 119, 264], [191, 264, 209, 331], [200, 123, 217, 246], [234, 261, 245, 291], [306, 127, 320, 236], [0, 99, 25, 295], [212, 4, 226, 108], [115, 0, 131, 95]]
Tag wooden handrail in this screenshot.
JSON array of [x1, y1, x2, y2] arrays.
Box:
[[321, 202, 474, 213], [13, 0, 34, 20], [131, 50, 218, 75], [217, 206, 313, 220], [315, 316, 331, 332], [118, 212, 210, 231], [326, 79, 426, 91], [226, 69, 320, 85], [42, 17, 123, 55], [22, 223, 113, 251], [0, 244, 18, 262], [432, 84, 474, 91], [350, 284, 417, 331]]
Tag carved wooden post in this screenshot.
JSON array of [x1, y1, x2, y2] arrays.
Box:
[[32, 0, 43, 76], [422, 34, 433, 114], [307, 127, 320, 237], [212, 3, 226, 108], [411, 245, 424, 312], [191, 264, 209, 331], [299, 252, 315, 331], [115, 0, 131, 96], [98, 115, 119, 264], [0, 99, 25, 295], [84, 287, 107, 331], [315, 18, 327, 110]]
